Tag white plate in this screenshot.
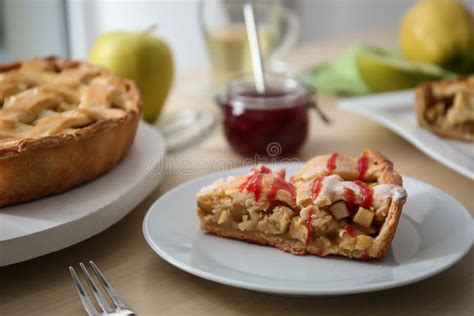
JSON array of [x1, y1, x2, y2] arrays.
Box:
[[0, 122, 166, 267], [143, 163, 473, 296], [339, 91, 474, 180]]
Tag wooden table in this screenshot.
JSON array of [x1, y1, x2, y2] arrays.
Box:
[[1, 31, 473, 316]]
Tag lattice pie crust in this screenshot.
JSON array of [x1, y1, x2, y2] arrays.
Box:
[[0, 57, 140, 207]]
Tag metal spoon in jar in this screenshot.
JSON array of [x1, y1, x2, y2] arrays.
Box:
[[243, 2, 331, 124], [243, 2, 267, 94]]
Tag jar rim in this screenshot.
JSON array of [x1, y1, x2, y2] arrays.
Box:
[[217, 73, 315, 110]]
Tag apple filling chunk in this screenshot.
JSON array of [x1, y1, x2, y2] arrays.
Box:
[[329, 201, 350, 220], [353, 207, 374, 228], [256, 206, 294, 234]]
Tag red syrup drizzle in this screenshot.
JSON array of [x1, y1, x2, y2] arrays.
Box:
[[306, 177, 324, 245], [259, 166, 272, 174], [360, 186, 373, 209], [305, 207, 315, 245], [311, 177, 324, 200], [239, 167, 271, 201], [354, 180, 374, 209], [239, 166, 295, 203], [239, 173, 264, 201], [357, 153, 369, 180], [344, 187, 358, 215], [326, 153, 339, 173], [268, 172, 296, 203], [345, 224, 358, 237]]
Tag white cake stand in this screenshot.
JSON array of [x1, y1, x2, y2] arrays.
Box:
[[0, 122, 166, 266]]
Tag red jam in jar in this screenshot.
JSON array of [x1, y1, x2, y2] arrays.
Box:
[[217, 74, 313, 156]]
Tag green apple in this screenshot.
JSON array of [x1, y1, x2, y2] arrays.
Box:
[[357, 49, 454, 92], [89, 30, 174, 123]]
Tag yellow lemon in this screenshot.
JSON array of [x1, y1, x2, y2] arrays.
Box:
[[400, 0, 474, 73]]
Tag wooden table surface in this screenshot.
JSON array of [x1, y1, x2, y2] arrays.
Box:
[[1, 31, 473, 316]]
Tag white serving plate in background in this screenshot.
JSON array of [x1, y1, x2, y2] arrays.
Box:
[[0, 122, 166, 266], [339, 91, 474, 180]]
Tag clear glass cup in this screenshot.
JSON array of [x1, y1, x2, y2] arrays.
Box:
[[199, 0, 300, 91]]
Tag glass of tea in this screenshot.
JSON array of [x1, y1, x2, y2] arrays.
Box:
[[216, 73, 314, 157], [198, 0, 300, 91]]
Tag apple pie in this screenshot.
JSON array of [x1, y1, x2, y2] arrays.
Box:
[[197, 150, 407, 260], [0, 57, 141, 207], [415, 75, 474, 142]]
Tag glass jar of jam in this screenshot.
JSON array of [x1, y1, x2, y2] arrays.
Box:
[[217, 74, 314, 157]]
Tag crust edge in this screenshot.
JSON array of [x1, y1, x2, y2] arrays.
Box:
[[201, 219, 385, 260]]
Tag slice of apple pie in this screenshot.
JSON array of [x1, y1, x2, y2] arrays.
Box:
[[415, 75, 474, 142], [197, 150, 407, 260]]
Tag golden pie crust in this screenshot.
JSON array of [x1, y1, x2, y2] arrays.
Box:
[[0, 57, 141, 207], [197, 150, 407, 260], [415, 76, 474, 142]]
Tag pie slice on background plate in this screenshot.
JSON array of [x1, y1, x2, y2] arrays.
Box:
[[415, 75, 474, 142], [197, 150, 407, 260]]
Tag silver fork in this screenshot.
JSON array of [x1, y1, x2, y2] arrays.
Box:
[[69, 261, 136, 316]]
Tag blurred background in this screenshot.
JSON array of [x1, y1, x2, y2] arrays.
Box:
[[0, 0, 421, 72], [1, 0, 473, 154]]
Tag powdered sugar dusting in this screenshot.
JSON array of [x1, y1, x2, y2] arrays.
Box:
[[314, 175, 406, 208]]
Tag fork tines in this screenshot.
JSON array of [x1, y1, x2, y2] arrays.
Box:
[[69, 261, 134, 316]]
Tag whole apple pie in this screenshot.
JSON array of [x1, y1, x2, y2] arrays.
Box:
[[0, 57, 141, 207], [197, 150, 407, 260]]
